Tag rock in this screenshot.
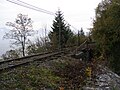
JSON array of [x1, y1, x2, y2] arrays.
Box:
[[83, 65, 120, 90]]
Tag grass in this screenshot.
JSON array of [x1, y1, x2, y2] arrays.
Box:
[[0, 57, 87, 90], [0, 64, 61, 90]]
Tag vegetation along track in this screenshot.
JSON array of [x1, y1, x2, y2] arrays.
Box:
[[0, 51, 63, 73]]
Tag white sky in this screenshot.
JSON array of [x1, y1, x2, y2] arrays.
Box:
[[0, 0, 102, 56]]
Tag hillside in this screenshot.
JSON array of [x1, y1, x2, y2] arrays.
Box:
[[0, 55, 120, 90]]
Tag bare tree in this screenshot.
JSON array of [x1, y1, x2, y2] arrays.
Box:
[[4, 13, 34, 56]]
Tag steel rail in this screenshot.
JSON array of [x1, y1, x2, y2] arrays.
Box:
[[0, 51, 63, 73], [0, 51, 52, 65]]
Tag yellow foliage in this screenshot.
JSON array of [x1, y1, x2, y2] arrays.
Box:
[[85, 67, 92, 78]]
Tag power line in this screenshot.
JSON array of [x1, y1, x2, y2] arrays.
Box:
[[7, 0, 80, 50], [7, 0, 79, 35], [7, 0, 55, 15], [6, 0, 79, 31], [64, 20, 78, 30]]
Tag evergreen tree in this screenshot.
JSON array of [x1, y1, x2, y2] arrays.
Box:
[[80, 28, 84, 36], [49, 10, 73, 49], [92, 0, 120, 74]]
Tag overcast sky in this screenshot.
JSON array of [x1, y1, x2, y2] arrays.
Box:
[[0, 0, 102, 56]]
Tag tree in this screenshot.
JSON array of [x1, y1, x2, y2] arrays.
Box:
[[80, 28, 84, 36], [4, 13, 34, 56], [26, 41, 37, 55], [49, 10, 73, 49], [26, 37, 50, 55], [2, 49, 20, 60], [66, 34, 78, 47], [77, 28, 86, 46], [91, 0, 120, 74]]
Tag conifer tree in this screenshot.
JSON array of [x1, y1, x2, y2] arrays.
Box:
[[49, 10, 73, 49]]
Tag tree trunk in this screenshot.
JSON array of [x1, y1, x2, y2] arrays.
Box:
[[22, 42, 25, 57]]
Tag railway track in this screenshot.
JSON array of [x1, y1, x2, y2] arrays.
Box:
[[0, 42, 90, 73], [0, 51, 63, 73]]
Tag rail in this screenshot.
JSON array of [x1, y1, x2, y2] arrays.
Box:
[[0, 51, 63, 73]]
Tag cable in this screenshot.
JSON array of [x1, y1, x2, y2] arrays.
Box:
[[6, 0, 79, 31], [17, 0, 55, 15], [65, 20, 78, 30], [7, 0, 55, 15]]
